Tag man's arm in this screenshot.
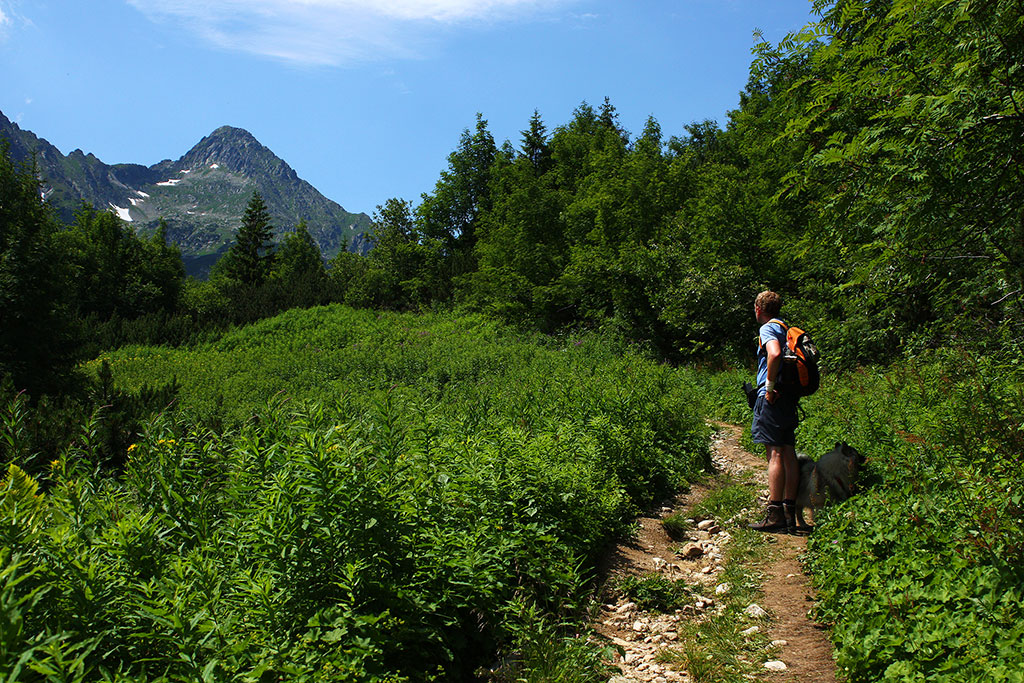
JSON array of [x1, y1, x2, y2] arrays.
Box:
[[764, 338, 782, 403]]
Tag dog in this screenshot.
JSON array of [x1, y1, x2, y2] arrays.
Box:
[[794, 441, 865, 529]]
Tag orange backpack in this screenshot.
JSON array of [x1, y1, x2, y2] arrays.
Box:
[[762, 319, 820, 397]]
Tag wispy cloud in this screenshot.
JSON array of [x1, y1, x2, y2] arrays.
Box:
[[0, 5, 10, 41], [126, 0, 574, 66]]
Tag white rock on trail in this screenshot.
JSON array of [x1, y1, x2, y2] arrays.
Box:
[[744, 603, 768, 618], [764, 660, 788, 671]]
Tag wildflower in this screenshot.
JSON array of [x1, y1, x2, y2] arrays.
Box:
[[127, 444, 138, 454]]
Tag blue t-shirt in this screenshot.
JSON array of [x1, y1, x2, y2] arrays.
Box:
[[756, 319, 787, 396]]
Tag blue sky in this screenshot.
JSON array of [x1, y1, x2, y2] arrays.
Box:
[[0, 0, 818, 216]]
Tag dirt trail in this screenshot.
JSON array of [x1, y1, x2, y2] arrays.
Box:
[[593, 422, 838, 682]]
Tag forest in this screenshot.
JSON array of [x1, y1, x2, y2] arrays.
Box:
[[1, 0, 1022, 681]]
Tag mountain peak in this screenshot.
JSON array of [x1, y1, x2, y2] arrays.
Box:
[[0, 109, 373, 277], [178, 126, 292, 180], [208, 125, 259, 142]]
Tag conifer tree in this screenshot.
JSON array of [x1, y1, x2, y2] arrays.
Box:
[[0, 143, 76, 395], [520, 110, 551, 172], [223, 191, 276, 286]]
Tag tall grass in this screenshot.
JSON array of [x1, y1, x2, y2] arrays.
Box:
[[0, 305, 709, 681]]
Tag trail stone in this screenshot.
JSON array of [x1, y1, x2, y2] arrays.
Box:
[[764, 660, 788, 671], [697, 519, 716, 530], [744, 603, 768, 618], [741, 625, 760, 636], [680, 542, 703, 559]]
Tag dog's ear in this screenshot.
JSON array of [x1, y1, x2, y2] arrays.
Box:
[[835, 440, 843, 451]]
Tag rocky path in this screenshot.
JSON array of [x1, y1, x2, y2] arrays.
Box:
[[592, 423, 838, 682]]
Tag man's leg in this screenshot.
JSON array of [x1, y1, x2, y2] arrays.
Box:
[[766, 444, 787, 501], [750, 443, 788, 532], [781, 444, 798, 533]]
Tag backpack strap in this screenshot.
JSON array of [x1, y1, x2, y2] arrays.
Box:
[[757, 319, 788, 350]]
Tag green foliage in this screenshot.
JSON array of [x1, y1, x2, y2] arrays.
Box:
[[764, 0, 1024, 364], [0, 362, 179, 481], [614, 574, 692, 613], [218, 191, 276, 286], [272, 220, 327, 286], [417, 113, 496, 280], [1, 306, 709, 681], [661, 512, 690, 541], [679, 367, 753, 426], [691, 483, 757, 527], [797, 354, 1024, 682], [0, 143, 77, 396], [54, 205, 187, 355]]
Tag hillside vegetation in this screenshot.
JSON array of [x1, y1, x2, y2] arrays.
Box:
[[2, 307, 708, 681], [2, 0, 1023, 681]]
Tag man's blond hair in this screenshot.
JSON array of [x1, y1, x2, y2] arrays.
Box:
[[755, 290, 783, 318]]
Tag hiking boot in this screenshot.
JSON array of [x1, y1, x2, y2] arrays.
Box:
[[749, 504, 787, 532], [784, 502, 798, 535]]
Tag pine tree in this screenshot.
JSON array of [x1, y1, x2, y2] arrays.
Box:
[[224, 191, 275, 286], [0, 142, 76, 395], [520, 110, 551, 172]]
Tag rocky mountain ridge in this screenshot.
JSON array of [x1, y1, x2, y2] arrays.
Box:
[[0, 112, 372, 277]]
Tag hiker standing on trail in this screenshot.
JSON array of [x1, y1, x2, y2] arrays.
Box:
[[748, 290, 800, 533]]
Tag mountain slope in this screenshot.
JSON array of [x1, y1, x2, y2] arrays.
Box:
[[0, 112, 373, 276]]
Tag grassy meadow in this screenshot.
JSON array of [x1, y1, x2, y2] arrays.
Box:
[[2, 305, 709, 682], [2, 305, 1022, 682]]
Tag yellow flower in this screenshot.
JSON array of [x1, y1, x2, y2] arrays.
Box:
[[127, 444, 138, 453]]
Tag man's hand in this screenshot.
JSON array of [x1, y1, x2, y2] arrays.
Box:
[[765, 388, 778, 404]]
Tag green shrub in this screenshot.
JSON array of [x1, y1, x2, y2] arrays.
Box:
[[1, 306, 711, 681], [797, 352, 1024, 682], [614, 573, 692, 613]]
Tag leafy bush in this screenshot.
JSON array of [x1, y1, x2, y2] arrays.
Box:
[[0, 306, 710, 681], [798, 352, 1024, 682]]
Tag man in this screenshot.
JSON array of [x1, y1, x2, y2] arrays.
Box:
[[748, 290, 799, 533]]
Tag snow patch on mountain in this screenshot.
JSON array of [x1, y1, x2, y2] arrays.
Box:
[[110, 204, 133, 222]]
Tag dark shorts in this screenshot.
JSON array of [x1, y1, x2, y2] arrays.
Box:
[[751, 393, 798, 446]]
